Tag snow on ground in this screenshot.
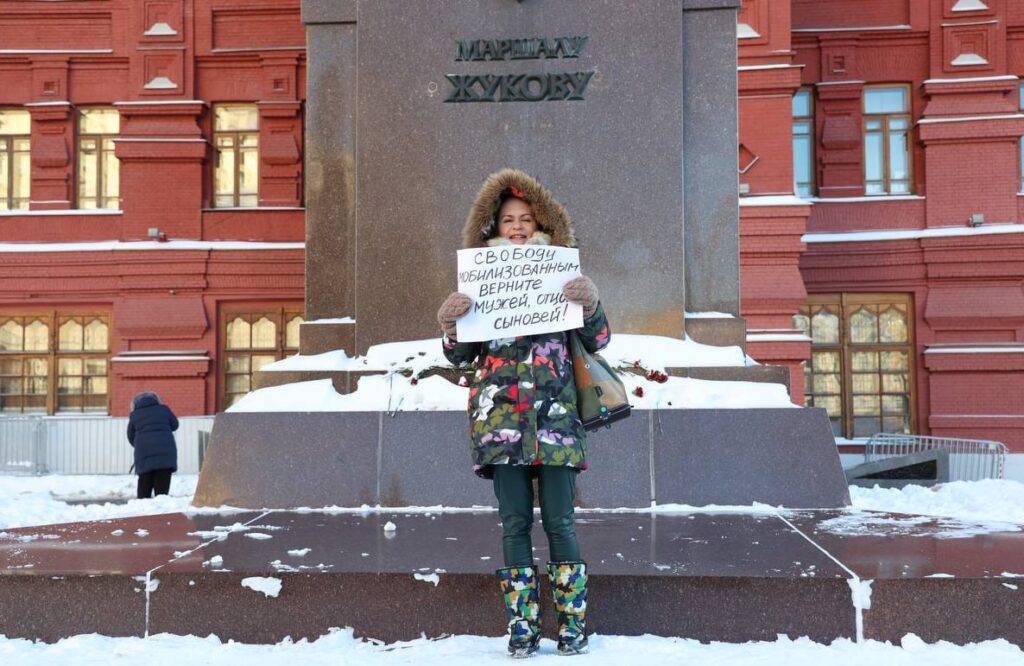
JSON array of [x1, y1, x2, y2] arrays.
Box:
[[0, 630, 1021, 665], [0, 474, 206, 530], [821, 480, 1024, 538], [2, 475, 1024, 532], [849, 480, 1024, 525], [2, 475, 1024, 663]]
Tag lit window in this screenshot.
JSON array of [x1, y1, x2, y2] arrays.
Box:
[[795, 295, 915, 439], [221, 308, 303, 409], [0, 109, 31, 210], [792, 89, 815, 198], [863, 86, 912, 195], [0, 313, 110, 414], [213, 105, 259, 208], [77, 108, 120, 209]]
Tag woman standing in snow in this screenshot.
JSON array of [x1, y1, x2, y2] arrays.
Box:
[[127, 391, 179, 499], [437, 169, 610, 658]]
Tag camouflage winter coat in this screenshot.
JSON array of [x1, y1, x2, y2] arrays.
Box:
[[442, 169, 611, 478]]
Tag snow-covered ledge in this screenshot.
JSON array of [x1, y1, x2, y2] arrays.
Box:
[[233, 335, 793, 413]]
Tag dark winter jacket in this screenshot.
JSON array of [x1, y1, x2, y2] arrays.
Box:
[[127, 393, 179, 475], [442, 169, 611, 478]]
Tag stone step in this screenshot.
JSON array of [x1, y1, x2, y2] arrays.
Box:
[[193, 408, 848, 510], [2, 510, 1022, 646]]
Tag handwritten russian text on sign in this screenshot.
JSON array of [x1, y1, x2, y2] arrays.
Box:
[[456, 246, 583, 342]]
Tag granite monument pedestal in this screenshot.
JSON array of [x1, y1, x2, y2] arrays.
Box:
[[194, 0, 854, 512]]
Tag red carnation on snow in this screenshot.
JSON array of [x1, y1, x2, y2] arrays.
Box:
[[645, 369, 668, 383], [632, 386, 644, 398]]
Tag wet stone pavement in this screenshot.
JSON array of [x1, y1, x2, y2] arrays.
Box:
[[1, 509, 1022, 645]]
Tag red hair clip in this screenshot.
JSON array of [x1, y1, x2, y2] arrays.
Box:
[[506, 185, 528, 202]]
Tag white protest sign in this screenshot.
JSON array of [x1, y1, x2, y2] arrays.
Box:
[[455, 245, 584, 342]]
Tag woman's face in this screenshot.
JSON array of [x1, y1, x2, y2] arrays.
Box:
[[497, 197, 537, 244]]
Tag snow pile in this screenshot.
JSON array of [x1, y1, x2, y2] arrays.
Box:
[[261, 349, 362, 372], [230, 373, 795, 412], [235, 333, 786, 413], [0, 474, 203, 530], [228, 376, 466, 413], [262, 334, 748, 375], [0, 630, 1020, 665], [816, 480, 1024, 539], [260, 339, 451, 374], [621, 375, 795, 409], [850, 480, 1024, 526], [600, 333, 746, 369]]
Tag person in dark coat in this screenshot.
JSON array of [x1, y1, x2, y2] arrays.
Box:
[[437, 169, 607, 658], [127, 391, 179, 499]]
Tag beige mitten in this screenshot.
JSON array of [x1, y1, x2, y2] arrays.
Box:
[[562, 275, 599, 319], [437, 292, 473, 338]]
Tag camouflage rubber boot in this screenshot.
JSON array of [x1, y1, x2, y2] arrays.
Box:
[[497, 565, 541, 658], [548, 561, 588, 656]]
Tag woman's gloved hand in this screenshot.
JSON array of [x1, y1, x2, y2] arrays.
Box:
[[562, 275, 599, 319], [437, 292, 473, 339]]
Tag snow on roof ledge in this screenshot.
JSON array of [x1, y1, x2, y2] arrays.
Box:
[[803, 223, 1024, 243]]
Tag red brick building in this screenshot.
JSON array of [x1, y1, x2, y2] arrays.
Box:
[[739, 0, 1024, 466], [1, 1, 1021, 469], [0, 0, 305, 416]]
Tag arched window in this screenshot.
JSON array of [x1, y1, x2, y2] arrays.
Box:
[[220, 307, 303, 409], [0, 312, 110, 414], [795, 295, 914, 439]]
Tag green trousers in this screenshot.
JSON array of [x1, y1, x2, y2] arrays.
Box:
[[492, 464, 580, 566]]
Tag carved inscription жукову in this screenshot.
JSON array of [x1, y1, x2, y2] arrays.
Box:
[[445, 36, 595, 103]]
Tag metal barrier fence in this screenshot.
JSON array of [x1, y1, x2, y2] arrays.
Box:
[[0, 415, 216, 475], [865, 432, 1007, 481]]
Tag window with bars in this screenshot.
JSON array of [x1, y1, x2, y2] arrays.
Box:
[[0, 313, 110, 414], [221, 308, 303, 409], [794, 294, 915, 439], [77, 108, 120, 209], [213, 105, 259, 208], [0, 109, 31, 210], [863, 86, 912, 195], [792, 88, 815, 198]]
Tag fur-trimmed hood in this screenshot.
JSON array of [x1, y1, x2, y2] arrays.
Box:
[[462, 169, 577, 249]]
